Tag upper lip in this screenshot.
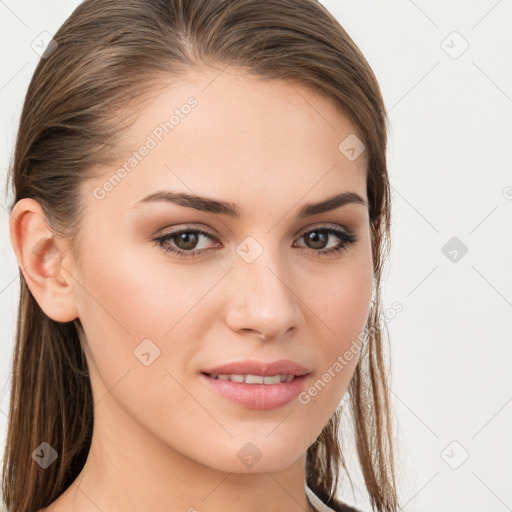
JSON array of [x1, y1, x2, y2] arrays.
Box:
[[202, 359, 310, 377]]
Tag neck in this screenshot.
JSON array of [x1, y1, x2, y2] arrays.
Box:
[[47, 390, 312, 512]]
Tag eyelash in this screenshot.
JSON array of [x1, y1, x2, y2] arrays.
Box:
[[151, 224, 358, 259]]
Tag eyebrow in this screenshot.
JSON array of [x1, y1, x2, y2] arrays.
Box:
[[131, 189, 367, 218]]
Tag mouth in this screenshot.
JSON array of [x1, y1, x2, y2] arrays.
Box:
[[200, 358, 310, 379], [201, 372, 298, 384], [199, 371, 310, 410]]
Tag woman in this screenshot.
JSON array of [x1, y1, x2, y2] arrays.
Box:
[[2, 0, 399, 511]]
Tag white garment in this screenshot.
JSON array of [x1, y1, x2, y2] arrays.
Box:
[[305, 483, 337, 512]]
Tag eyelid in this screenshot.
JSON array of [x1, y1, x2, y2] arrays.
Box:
[[155, 222, 217, 236], [152, 222, 358, 258], [291, 222, 355, 242], [156, 221, 353, 241]]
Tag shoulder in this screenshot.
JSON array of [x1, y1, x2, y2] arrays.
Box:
[[305, 484, 364, 512], [339, 504, 364, 512]]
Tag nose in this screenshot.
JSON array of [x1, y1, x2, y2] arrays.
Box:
[[224, 245, 304, 341]]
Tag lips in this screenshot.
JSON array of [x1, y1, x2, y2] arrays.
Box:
[[201, 359, 310, 378], [199, 359, 311, 410]]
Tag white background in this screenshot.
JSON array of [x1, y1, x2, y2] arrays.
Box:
[[1, 1, 511, 511]]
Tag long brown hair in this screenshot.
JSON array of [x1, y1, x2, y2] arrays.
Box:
[[2, 1, 399, 510]]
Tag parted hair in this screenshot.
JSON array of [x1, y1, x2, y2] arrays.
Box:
[[2, 1, 399, 511]]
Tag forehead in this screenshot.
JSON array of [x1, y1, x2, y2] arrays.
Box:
[[84, 66, 368, 220]]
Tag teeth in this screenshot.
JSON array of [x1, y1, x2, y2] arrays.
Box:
[[209, 373, 296, 384]]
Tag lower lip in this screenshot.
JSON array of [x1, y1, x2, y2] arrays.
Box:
[[199, 373, 309, 410]]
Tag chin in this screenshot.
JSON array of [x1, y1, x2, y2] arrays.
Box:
[[200, 437, 309, 474]]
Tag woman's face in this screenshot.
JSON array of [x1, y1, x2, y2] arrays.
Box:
[[70, 66, 373, 474]]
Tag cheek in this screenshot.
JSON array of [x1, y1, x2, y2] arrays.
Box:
[[74, 248, 205, 422], [77, 243, 210, 337], [314, 260, 373, 342], [304, 258, 372, 402], [295, 266, 372, 419], [74, 244, 222, 394]]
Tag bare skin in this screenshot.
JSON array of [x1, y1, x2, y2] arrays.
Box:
[[10, 65, 373, 512]]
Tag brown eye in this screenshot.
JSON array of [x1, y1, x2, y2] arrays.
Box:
[[295, 225, 358, 257], [173, 231, 200, 251], [151, 224, 358, 260], [303, 230, 330, 250], [152, 228, 220, 258]]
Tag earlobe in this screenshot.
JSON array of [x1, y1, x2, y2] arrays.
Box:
[[9, 198, 79, 323]]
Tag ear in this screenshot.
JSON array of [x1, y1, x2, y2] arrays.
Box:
[[9, 198, 79, 323]]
